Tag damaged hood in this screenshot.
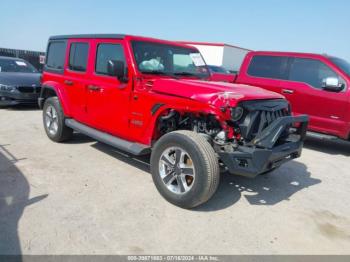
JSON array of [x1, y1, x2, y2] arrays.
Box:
[[150, 78, 284, 107]]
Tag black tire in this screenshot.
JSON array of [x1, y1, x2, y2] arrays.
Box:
[[42, 97, 73, 142], [150, 130, 220, 209]]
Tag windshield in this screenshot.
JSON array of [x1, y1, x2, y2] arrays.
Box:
[[0, 58, 38, 73], [131, 41, 209, 78], [330, 57, 350, 76]]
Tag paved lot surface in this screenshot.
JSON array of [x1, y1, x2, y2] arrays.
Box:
[[1, 106, 350, 255]]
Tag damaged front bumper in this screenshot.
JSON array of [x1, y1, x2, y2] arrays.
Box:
[[218, 115, 309, 178]]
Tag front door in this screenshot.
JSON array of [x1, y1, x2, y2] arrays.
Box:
[[281, 57, 348, 137], [86, 40, 132, 140]]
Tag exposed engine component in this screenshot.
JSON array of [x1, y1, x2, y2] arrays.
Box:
[[158, 110, 179, 134], [214, 131, 226, 145], [192, 115, 221, 137], [158, 111, 222, 141]]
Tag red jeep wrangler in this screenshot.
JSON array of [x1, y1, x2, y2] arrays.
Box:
[[39, 34, 308, 208]]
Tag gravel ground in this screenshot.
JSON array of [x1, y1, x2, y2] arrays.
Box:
[[1, 106, 350, 255]]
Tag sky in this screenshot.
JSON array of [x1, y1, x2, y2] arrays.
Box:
[[1, 0, 349, 61]]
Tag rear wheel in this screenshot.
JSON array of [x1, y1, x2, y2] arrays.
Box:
[[151, 130, 220, 209], [43, 97, 73, 142]]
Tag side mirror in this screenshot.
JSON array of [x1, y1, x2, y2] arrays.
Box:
[[107, 60, 127, 81], [322, 77, 344, 92]]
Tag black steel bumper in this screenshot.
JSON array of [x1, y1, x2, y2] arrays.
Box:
[[0, 91, 39, 106], [219, 115, 309, 178]]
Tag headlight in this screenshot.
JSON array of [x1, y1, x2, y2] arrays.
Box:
[[0, 84, 17, 92], [231, 106, 244, 121]]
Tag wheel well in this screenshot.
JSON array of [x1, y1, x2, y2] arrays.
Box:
[[42, 87, 57, 99], [151, 109, 222, 143], [39, 87, 57, 108]]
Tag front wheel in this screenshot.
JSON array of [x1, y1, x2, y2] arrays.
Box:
[[150, 130, 220, 209]]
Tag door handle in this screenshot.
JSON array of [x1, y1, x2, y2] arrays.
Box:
[[64, 80, 74, 86], [87, 85, 101, 91], [282, 89, 294, 94]]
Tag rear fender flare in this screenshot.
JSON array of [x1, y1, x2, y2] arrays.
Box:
[[41, 81, 71, 116]]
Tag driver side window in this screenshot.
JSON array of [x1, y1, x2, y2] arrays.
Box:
[[95, 43, 126, 75], [289, 58, 341, 89]]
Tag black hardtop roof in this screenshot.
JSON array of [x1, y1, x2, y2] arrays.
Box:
[[49, 34, 126, 40]]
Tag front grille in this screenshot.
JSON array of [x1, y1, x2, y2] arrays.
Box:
[[237, 99, 290, 142], [17, 86, 41, 93]]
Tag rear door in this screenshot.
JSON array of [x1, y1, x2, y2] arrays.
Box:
[[86, 39, 132, 139], [63, 40, 90, 124], [281, 57, 348, 136]]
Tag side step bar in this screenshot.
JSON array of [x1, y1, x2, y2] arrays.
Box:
[[290, 128, 339, 141], [65, 119, 151, 156], [307, 131, 338, 140]]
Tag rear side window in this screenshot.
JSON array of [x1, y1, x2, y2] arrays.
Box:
[[69, 43, 89, 72], [46, 41, 66, 70], [247, 55, 289, 80], [95, 44, 125, 75], [289, 58, 338, 89]]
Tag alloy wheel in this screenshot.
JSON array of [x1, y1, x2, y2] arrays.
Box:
[[159, 146, 195, 194]]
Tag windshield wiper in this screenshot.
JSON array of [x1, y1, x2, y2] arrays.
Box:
[[141, 70, 179, 79], [141, 70, 205, 79], [174, 72, 205, 79], [141, 70, 167, 75]]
